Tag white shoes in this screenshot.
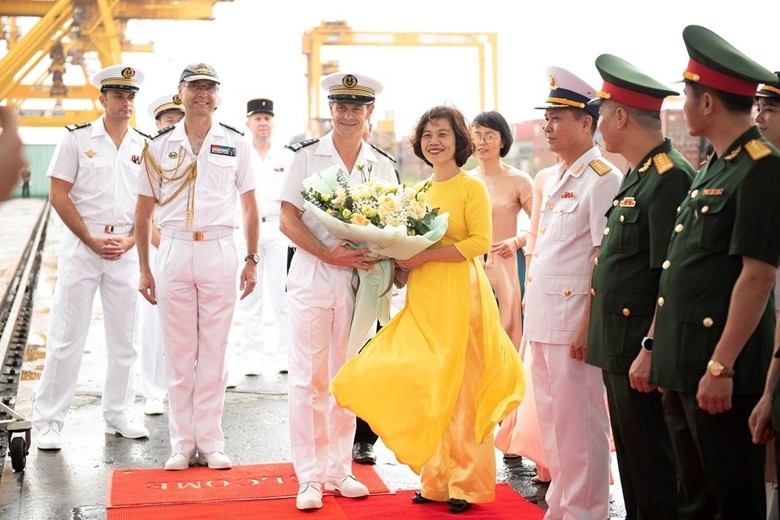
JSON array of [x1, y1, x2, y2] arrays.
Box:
[[105, 417, 150, 439], [37, 421, 61, 450], [296, 481, 323, 510], [204, 451, 232, 469], [325, 475, 369, 498], [143, 398, 164, 416], [164, 453, 197, 471]]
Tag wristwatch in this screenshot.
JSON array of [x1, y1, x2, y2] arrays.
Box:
[[640, 336, 654, 352], [244, 253, 259, 264], [707, 359, 735, 378]]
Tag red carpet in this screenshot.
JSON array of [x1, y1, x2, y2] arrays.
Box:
[[336, 486, 544, 519], [107, 485, 543, 519], [107, 462, 390, 508]]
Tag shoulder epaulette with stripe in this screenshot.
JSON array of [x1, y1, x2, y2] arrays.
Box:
[[286, 138, 319, 152], [133, 128, 153, 140], [652, 152, 674, 175], [65, 122, 91, 132], [153, 125, 175, 139], [219, 122, 244, 136], [589, 158, 612, 176], [745, 139, 772, 161], [369, 142, 396, 163]]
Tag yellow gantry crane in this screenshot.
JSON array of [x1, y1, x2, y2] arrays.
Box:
[[0, 0, 232, 127], [303, 20, 499, 137]]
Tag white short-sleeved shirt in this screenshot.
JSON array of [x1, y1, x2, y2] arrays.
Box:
[[251, 142, 293, 221], [523, 146, 622, 345], [47, 118, 146, 226], [278, 132, 398, 249], [138, 121, 255, 230]]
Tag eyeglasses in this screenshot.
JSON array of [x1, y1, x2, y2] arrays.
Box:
[[184, 82, 218, 94], [471, 133, 499, 144]]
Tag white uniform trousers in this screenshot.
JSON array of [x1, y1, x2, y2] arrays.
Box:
[[156, 233, 238, 455], [531, 341, 611, 520], [287, 250, 356, 483], [32, 231, 138, 430], [136, 247, 166, 400], [235, 220, 290, 360]]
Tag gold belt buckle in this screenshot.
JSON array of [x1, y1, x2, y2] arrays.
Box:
[[104, 225, 115, 233], [193, 231, 204, 241]]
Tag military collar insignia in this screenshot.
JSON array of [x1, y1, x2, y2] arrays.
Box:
[[637, 158, 652, 173], [724, 146, 741, 162], [652, 152, 674, 175], [570, 163, 585, 177]]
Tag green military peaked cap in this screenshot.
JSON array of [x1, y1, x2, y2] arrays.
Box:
[[756, 72, 780, 99], [682, 25, 776, 96], [591, 54, 678, 112]]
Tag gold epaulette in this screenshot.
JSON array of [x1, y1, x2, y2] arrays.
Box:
[[65, 122, 91, 132], [652, 152, 674, 175], [589, 159, 612, 176], [745, 139, 772, 161]]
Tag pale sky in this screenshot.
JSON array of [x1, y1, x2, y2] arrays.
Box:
[[15, 0, 777, 145]]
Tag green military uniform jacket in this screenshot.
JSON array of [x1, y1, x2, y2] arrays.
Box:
[[587, 139, 694, 373], [651, 127, 780, 394]]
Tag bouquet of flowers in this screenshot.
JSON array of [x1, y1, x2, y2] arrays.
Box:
[[301, 164, 448, 260], [301, 164, 449, 357]]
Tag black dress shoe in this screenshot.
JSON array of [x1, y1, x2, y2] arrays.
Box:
[[351, 442, 377, 465], [412, 491, 435, 504], [448, 498, 471, 513]]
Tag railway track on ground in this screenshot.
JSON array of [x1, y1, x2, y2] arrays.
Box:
[[0, 201, 50, 473]]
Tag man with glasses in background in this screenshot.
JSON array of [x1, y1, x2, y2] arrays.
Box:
[[135, 63, 259, 470]]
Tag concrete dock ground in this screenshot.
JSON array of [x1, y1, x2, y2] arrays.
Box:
[[0, 200, 626, 519]]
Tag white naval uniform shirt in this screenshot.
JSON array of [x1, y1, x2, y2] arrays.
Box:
[[523, 146, 621, 345], [252, 141, 292, 223], [279, 132, 398, 246], [137, 121, 255, 229], [47, 117, 145, 228]]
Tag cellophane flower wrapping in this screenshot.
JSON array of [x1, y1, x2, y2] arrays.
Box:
[[301, 164, 449, 357]]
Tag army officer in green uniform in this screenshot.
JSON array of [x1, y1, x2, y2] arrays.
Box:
[[586, 54, 694, 520], [650, 25, 780, 519]]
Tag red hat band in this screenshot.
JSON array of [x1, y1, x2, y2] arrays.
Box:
[[599, 81, 665, 112], [683, 59, 757, 96]]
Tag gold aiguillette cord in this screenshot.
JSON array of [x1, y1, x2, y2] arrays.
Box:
[[141, 141, 198, 228]]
